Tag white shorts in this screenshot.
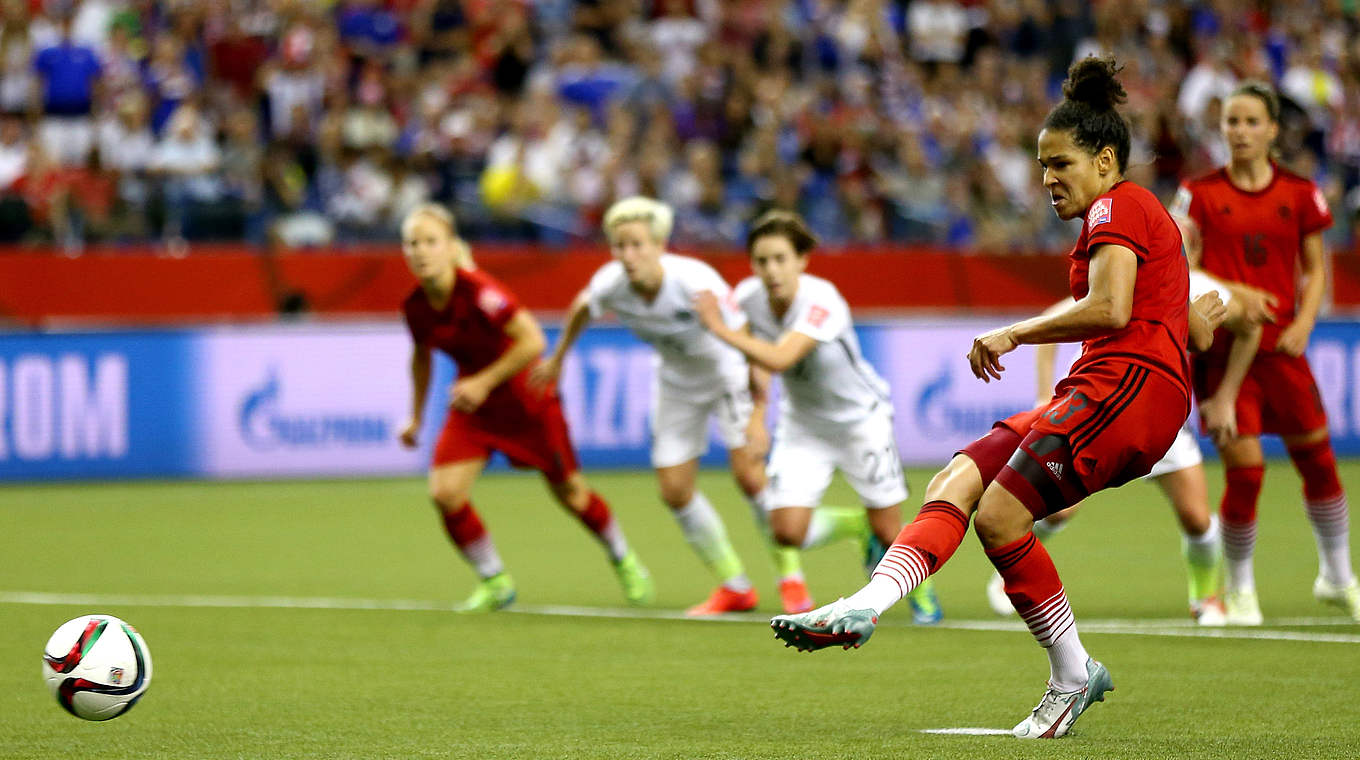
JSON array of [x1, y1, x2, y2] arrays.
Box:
[[766, 408, 909, 509], [1189, 270, 1231, 305], [650, 383, 753, 468], [1144, 421, 1203, 479]]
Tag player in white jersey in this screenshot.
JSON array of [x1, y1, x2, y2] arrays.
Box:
[[535, 197, 832, 615], [694, 209, 942, 623], [983, 270, 1261, 625]]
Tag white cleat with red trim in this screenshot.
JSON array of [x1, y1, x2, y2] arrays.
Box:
[[1012, 658, 1113, 739]]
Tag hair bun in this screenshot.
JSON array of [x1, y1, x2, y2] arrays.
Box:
[[1062, 56, 1127, 112]]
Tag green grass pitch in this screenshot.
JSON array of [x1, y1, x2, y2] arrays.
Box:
[[2, 463, 1358, 759]]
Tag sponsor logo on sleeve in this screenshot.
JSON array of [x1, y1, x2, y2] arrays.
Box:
[[806, 305, 829, 328], [1313, 187, 1330, 217], [1087, 198, 1111, 227], [478, 287, 509, 316]]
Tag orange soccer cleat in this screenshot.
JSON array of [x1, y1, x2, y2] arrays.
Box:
[[778, 578, 814, 614], [685, 586, 759, 616]]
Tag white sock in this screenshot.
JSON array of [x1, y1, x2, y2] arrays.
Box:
[[1183, 514, 1221, 568], [843, 544, 928, 615], [1018, 588, 1088, 691], [1222, 518, 1257, 590], [461, 535, 504, 579], [674, 492, 750, 590], [1306, 494, 1355, 586]]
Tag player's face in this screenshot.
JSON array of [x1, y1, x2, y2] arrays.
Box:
[[608, 220, 664, 288], [1037, 128, 1107, 221], [401, 214, 456, 281], [1221, 95, 1278, 164], [750, 234, 807, 301]]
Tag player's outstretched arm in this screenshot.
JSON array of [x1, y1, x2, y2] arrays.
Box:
[[1277, 232, 1326, 356], [400, 345, 432, 448], [693, 291, 816, 372], [969, 245, 1137, 382], [451, 309, 547, 413], [531, 290, 592, 388]]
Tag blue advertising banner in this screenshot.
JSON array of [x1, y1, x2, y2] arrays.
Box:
[[5, 318, 1360, 481], [0, 331, 198, 480]]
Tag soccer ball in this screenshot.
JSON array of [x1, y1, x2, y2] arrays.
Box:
[[41, 614, 153, 721]]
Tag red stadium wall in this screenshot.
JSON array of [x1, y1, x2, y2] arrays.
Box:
[[3, 244, 1359, 326]]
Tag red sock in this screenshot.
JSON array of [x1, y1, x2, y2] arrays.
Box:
[[891, 500, 971, 572], [442, 502, 487, 548], [870, 501, 970, 599], [574, 492, 628, 561], [1288, 439, 1344, 502], [985, 532, 1072, 646]]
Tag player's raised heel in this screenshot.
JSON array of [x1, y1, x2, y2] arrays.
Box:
[[1012, 658, 1113, 739], [770, 598, 878, 652], [1313, 575, 1360, 622], [454, 573, 517, 613], [614, 551, 655, 606]]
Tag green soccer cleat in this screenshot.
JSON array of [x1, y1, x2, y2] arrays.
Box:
[[1223, 587, 1263, 626], [1314, 576, 1360, 622], [770, 598, 878, 651], [454, 573, 516, 613], [614, 551, 655, 606], [1012, 658, 1114, 739], [907, 577, 943, 625], [862, 532, 887, 577]]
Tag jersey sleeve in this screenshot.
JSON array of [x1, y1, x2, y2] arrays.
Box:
[[789, 283, 849, 343], [1086, 192, 1152, 261], [472, 275, 521, 329], [1299, 182, 1333, 236], [691, 262, 747, 330], [583, 262, 623, 319]]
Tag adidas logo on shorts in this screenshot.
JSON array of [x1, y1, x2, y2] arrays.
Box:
[[1047, 461, 1064, 480]]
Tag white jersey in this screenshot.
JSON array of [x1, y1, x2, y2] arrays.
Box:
[[585, 253, 749, 395], [735, 274, 891, 424]]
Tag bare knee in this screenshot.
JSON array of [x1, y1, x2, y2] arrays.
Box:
[[924, 455, 984, 515], [552, 474, 592, 513], [733, 469, 765, 499], [973, 487, 1034, 550], [658, 482, 693, 510], [430, 485, 469, 513], [769, 509, 809, 547]]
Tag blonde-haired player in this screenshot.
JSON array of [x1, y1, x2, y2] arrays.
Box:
[[535, 196, 854, 614], [397, 203, 654, 611]]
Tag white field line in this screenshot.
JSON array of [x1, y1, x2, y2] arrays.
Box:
[[918, 728, 1012, 736], [1, 591, 1357, 644]]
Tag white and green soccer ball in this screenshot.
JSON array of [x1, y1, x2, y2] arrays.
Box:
[[42, 614, 152, 721]]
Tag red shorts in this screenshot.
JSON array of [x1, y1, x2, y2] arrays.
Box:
[[1193, 351, 1328, 437], [960, 362, 1187, 518], [431, 397, 580, 484]]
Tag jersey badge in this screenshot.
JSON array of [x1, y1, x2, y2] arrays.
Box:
[[478, 287, 508, 316], [1312, 187, 1329, 216], [807, 305, 829, 328], [1087, 198, 1111, 227]]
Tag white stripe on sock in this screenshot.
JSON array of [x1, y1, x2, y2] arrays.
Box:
[[461, 535, 504, 579], [1306, 495, 1354, 585], [844, 545, 928, 615]]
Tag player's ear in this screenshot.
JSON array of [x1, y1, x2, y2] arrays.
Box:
[[1096, 145, 1116, 176]]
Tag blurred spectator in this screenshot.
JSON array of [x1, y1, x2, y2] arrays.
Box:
[[33, 13, 101, 166], [0, 1, 1355, 252]]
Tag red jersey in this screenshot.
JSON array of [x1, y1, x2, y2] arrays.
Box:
[[1067, 180, 1191, 398], [1174, 164, 1332, 352], [403, 267, 552, 418]]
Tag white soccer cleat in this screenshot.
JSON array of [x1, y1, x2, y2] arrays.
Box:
[[1222, 587, 1263, 626], [1192, 597, 1227, 627], [1012, 658, 1114, 739], [1313, 576, 1360, 622], [986, 571, 1015, 616]]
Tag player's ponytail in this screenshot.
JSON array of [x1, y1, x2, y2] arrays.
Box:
[[1043, 55, 1131, 172]]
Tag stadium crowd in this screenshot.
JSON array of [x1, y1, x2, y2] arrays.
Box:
[[0, 0, 1357, 252]]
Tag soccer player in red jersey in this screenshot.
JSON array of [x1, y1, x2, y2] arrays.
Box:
[[769, 57, 1225, 739], [395, 203, 655, 612], [1172, 82, 1359, 624]]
